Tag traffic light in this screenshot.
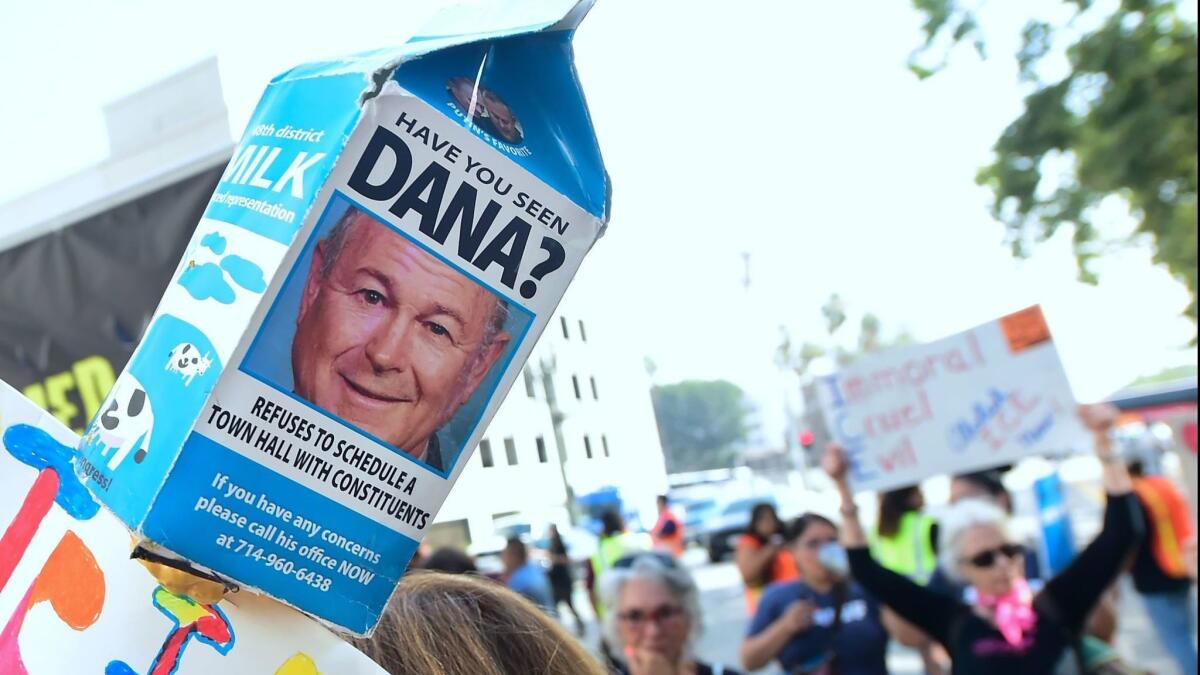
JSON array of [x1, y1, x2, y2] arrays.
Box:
[[799, 429, 815, 450]]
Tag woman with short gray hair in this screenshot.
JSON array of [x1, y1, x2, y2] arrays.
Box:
[[599, 552, 743, 675]]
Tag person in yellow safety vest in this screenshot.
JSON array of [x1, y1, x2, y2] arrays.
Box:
[[587, 510, 653, 672], [1127, 459, 1197, 674], [871, 485, 944, 675], [588, 511, 652, 620], [872, 486, 938, 583], [651, 495, 686, 557]]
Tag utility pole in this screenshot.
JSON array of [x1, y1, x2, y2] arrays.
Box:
[[537, 354, 579, 526]]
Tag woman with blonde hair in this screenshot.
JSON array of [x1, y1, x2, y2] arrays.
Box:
[[353, 570, 606, 675]]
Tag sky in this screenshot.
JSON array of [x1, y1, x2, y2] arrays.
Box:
[[1, 0, 1195, 448]]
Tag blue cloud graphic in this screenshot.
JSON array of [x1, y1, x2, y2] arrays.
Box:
[[200, 231, 227, 255], [3, 424, 100, 520], [178, 263, 236, 304], [221, 255, 267, 293]]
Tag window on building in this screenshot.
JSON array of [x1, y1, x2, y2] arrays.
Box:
[[535, 436, 548, 463], [560, 316, 570, 339], [479, 439, 494, 468], [504, 437, 518, 465], [602, 434, 610, 457], [523, 367, 536, 398], [578, 320, 588, 342], [571, 375, 582, 400], [590, 376, 599, 400], [583, 435, 593, 459]]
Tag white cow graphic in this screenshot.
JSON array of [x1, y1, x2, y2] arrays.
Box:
[[92, 375, 155, 470], [165, 342, 212, 386]]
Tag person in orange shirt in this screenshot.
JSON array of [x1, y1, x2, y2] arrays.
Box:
[[651, 495, 686, 557], [1127, 459, 1197, 674], [736, 503, 800, 615]]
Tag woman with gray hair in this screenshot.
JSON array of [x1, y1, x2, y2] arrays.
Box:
[[600, 552, 744, 675], [823, 404, 1145, 674]]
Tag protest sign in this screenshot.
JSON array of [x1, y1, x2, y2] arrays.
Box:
[[817, 305, 1087, 491], [74, 0, 611, 634], [0, 379, 385, 674]]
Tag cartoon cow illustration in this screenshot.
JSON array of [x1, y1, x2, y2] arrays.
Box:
[[91, 375, 155, 470], [165, 343, 212, 386]]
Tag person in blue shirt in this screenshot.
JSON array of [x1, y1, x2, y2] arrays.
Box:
[[501, 537, 555, 614], [742, 513, 890, 675]]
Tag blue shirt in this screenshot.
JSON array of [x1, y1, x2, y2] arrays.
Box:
[[507, 562, 554, 612], [747, 580, 889, 675]]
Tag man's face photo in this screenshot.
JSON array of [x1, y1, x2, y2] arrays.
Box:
[[481, 90, 522, 144], [291, 210, 510, 464], [447, 76, 485, 119]]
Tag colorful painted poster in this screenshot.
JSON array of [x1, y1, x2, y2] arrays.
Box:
[[0, 379, 386, 674], [817, 305, 1087, 491]]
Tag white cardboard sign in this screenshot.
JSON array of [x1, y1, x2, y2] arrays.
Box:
[[817, 306, 1087, 491]]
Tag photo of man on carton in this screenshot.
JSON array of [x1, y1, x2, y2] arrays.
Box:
[[286, 205, 512, 472], [446, 76, 524, 145]]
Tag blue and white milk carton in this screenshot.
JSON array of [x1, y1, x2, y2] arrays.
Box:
[[77, 0, 609, 635]]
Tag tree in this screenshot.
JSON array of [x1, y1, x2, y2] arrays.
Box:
[[650, 380, 752, 473], [775, 295, 915, 466], [776, 295, 914, 378], [1127, 363, 1198, 387], [911, 0, 1198, 329]]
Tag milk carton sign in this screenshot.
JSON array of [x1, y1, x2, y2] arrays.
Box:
[[77, 0, 610, 635]]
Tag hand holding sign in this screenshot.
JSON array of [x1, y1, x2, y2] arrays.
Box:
[[822, 443, 849, 483], [1077, 403, 1118, 445]]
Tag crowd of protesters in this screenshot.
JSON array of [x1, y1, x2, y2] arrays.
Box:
[[347, 404, 1195, 675]]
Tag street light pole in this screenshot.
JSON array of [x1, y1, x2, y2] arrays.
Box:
[[537, 354, 579, 526]]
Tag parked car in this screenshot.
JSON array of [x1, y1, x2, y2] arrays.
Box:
[[681, 496, 719, 546], [693, 494, 781, 563]]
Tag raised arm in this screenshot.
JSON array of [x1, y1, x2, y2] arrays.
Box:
[[823, 444, 962, 645], [1040, 404, 1144, 629]]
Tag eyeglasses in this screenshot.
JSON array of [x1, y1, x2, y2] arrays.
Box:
[[963, 543, 1024, 568], [617, 604, 685, 627], [801, 537, 838, 550]]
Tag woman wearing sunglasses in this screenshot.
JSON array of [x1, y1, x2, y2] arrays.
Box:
[[742, 514, 890, 674], [823, 404, 1144, 675], [600, 553, 744, 675]]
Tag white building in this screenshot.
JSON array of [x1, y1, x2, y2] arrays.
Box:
[[437, 303, 670, 552], [0, 60, 669, 553]]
